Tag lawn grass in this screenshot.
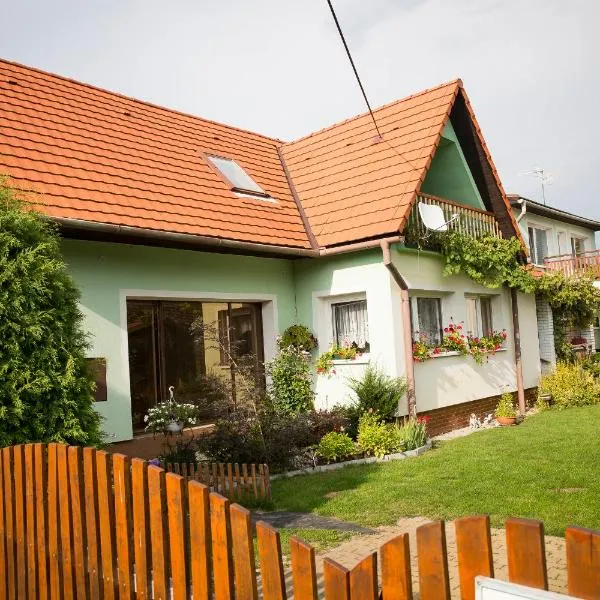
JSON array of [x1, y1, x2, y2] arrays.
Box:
[[277, 529, 353, 556], [271, 406, 600, 536]]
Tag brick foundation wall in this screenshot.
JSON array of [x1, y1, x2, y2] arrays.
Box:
[[418, 388, 537, 437]]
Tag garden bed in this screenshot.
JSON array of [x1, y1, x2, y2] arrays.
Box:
[[271, 441, 432, 480]]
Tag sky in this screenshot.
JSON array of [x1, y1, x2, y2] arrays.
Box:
[[2, 0, 599, 218]]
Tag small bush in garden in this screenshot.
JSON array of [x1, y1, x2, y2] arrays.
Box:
[[399, 416, 429, 450], [159, 438, 199, 464], [357, 412, 404, 458], [330, 404, 362, 439], [267, 346, 314, 414], [495, 392, 517, 418], [581, 353, 600, 379], [538, 362, 600, 410], [348, 365, 407, 421], [316, 431, 356, 462], [279, 324, 317, 352]]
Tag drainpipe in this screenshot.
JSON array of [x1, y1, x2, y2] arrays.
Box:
[[516, 197, 527, 223], [510, 287, 526, 413], [380, 239, 417, 417]]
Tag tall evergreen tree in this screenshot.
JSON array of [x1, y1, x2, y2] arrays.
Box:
[[0, 180, 101, 446]]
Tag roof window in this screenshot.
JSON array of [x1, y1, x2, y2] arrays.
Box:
[[206, 155, 269, 198]]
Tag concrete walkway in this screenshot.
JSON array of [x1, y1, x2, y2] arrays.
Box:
[[280, 517, 567, 599]]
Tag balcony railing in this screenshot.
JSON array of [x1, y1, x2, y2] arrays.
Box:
[[543, 249, 600, 278], [405, 193, 502, 246]]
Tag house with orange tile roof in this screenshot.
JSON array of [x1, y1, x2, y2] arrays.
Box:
[[0, 58, 543, 443]]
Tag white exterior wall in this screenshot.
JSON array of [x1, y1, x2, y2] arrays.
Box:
[[513, 208, 596, 260], [296, 247, 541, 416], [393, 249, 541, 413], [309, 261, 404, 411]]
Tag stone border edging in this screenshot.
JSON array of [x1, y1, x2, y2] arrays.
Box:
[[270, 441, 432, 480]]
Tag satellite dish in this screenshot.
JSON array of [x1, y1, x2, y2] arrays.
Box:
[[418, 202, 459, 232]]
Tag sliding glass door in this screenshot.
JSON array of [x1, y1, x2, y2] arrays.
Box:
[[126, 299, 263, 431]]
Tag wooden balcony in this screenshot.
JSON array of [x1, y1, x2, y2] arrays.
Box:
[[405, 193, 501, 247], [543, 249, 600, 278]]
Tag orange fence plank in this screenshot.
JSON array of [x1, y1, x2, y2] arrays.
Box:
[[323, 558, 350, 600], [34, 444, 48, 600], [3, 447, 16, 600], [189, 482, 211, 600], [210, 493, 234, 600], [416, 520, 451, 600], [166, 473, 188, 600], [505, 518, 548, 590], [47, 444, 61, 600], [148, 465, 169, 600], [113, 454, 133, 600], [381, 534, 412, 600], [242, 464, 249, 496], [57, 444, 74, 600], [251, 464, 258, 498], [227, 464, 234, 498], [256, 521, 286, 600], [230, 504, 258, 600], [290, 537, 317, 600], [566, 526, 600, 599], [455, 516, 494, 600], [96, 450, 117, 600], [13, 445, 28, 600], [24, 445, 37, 600], [67, 447, 88, 600], [131, 459, 150, 600], [82, 448, 101, 600], [349, 553, 377, 600], [0, 448, 6, 600]]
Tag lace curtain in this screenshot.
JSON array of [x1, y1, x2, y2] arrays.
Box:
[[333, 300, 369, 348]]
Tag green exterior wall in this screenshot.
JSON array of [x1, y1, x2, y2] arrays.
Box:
[[420, 121, 484, 209], [62, 239, 297, 442]]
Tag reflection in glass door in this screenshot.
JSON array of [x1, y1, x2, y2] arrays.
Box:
[[126, 299, 263, 431]]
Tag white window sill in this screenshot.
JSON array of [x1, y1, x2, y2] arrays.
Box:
[[332, 354, 370, 365], [418, 348, 508, 361]]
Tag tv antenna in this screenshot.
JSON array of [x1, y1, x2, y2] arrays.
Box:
[[521, 167, 554, 205]]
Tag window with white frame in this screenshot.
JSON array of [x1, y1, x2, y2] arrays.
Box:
[[465, 296, 493, 338], [331, 299, 370, 352], [411, 297, 443, 345], [528, 226, 548, 265]]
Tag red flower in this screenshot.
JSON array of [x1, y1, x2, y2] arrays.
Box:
[[433, 347, 441, 355], [457, 325, 463, 330], [443, 327, 449, 333]]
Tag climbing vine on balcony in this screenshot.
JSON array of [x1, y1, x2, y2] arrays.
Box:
[[438, 232, 536, 292], [438, 231, 600, 361]]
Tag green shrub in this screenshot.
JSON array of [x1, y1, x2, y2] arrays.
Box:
[[538, 362, 600, 410], [399, 417, 429, 450], [330, 403, 362, 439], [348, 365, 407, 421], [357, 412, 404, 458], [0, 180, 101, 446], [279, 324, 317, 352], [267, 346, 314, 414], [581, 353, 600, 379], [495, 392, 517, 418], [316, 431, 356, 462]]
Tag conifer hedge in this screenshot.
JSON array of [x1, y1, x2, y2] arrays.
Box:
[[0, 180, 101, 446]]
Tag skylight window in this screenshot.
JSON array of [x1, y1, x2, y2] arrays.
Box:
[[206, 155, 269, 198]]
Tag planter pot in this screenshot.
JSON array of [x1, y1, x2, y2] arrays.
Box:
[[496, 416, 517, 426], [166, 421, 184, 433]]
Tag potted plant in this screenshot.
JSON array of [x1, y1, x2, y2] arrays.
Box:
[[144, 386, 201, 435], [495, 392, 517, 426]]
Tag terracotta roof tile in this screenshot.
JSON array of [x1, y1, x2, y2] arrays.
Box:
[[0, 60, 516, 251], [0, 59, 311, 249], [281, 80, 460, 246]]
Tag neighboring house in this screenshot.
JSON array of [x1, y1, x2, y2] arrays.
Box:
[[0, 58, 542, 444], [509, 195, 600, 367]]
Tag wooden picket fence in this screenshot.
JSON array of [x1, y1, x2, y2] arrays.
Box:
[[1, 442, 600, 599], [163, 461, 271, 500]]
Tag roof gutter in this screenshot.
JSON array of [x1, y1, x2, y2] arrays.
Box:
[[52, 216, 320, 258], [380, 238, 417, 418]]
